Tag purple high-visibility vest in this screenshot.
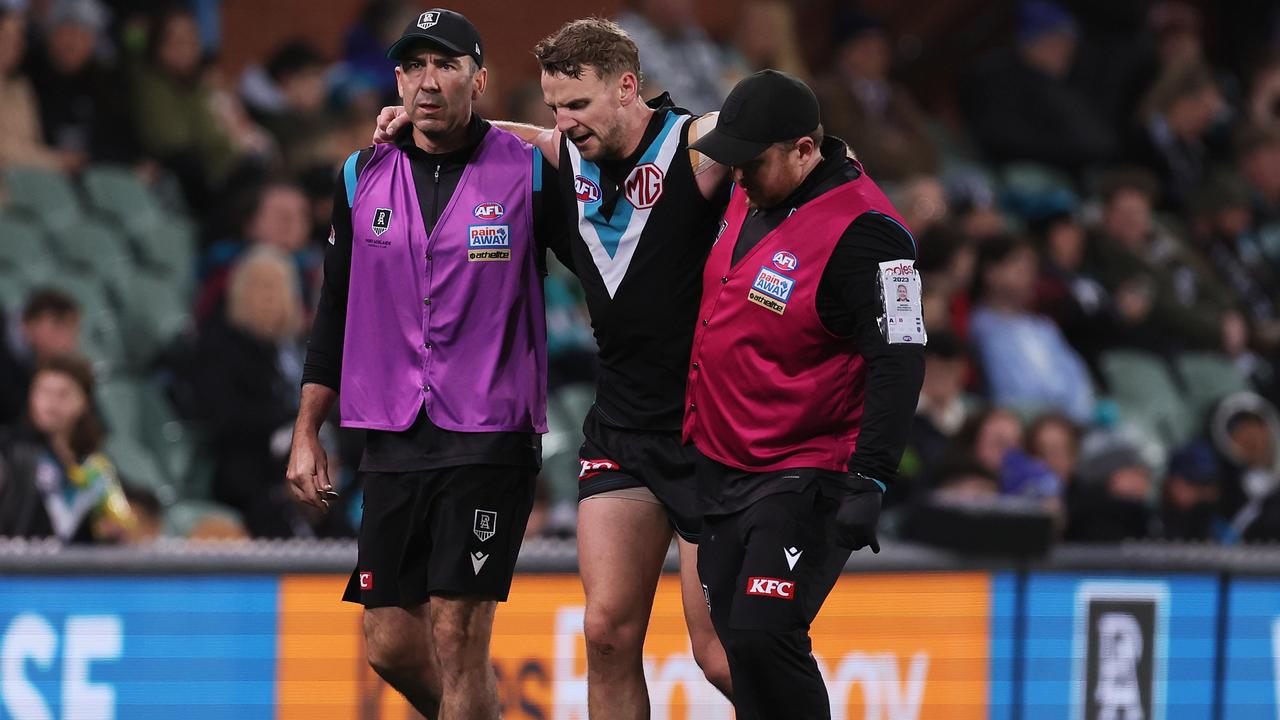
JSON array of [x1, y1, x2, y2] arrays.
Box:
[[341, 129, 547, 433]]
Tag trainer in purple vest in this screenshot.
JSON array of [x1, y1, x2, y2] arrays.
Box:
[[341, 128, 548, 433]]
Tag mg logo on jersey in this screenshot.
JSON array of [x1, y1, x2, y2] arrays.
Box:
[[417, 11, 439, 28], [746, 576, 795, 600], [624, 163, 664, 209], [772, 251, 799, 271], [574, 175, 601, 204], [473, 201, 504, 221]]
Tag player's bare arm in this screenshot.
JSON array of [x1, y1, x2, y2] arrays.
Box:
[[688, 112, 730, 200], [372, 106, 561, 170]]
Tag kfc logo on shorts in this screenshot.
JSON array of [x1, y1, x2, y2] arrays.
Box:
[[474, 509, 498, 542], [579, 457, 621, 480], [772, 251, 799, 272], [746, 576, 795, 600], [624, 163, 664, 209], [358, 571, 374, 590], [575, 175, 602, 204], [473, 201, 504, 221]]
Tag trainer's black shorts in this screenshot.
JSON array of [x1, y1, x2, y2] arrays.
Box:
[[698, 480, 851, 632], [343, 465, 536, 607], [577, 406, 702, 542]]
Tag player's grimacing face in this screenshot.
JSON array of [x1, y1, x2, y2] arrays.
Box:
[[541, 67, 628, 161]]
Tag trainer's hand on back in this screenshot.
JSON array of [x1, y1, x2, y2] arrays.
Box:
[[833, 474, 884, 553], [373, 105, 409, 144], [286, 430, 335, 512]]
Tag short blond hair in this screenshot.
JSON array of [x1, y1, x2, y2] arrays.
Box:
[[226, 246, 303, 342], [533, 17, 641, 82]]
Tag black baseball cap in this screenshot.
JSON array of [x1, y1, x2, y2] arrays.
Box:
[[386, 8, 483, 68], [690, 70, 821, 166]]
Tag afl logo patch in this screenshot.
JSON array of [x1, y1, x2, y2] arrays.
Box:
[[772, 251, 798, 271], [473, 202, 504, 221], [624, 163, 664, 209], [574, 175, 601, 204]]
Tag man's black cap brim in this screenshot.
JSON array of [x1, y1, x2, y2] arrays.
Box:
[[689, 128, 772, 166], [386, 34, 471, 63]]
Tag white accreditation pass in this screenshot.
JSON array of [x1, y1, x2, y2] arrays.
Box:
[[877, 259, 927, 345]]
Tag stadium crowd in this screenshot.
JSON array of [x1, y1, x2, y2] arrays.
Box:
[[2, 0, 1280, 546]]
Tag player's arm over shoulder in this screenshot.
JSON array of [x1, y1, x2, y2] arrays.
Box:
[[688, 112, 730, 199], [493, 121, 561, 170]]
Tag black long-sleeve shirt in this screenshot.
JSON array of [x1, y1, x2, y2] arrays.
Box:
[[700, 137, 926, 513], [302, 115, 565, 472]]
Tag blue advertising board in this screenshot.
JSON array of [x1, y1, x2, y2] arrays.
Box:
[[1018, 573, 1219, 720], [0, 577, 278, 720], [1223, 578, 1280, 719]]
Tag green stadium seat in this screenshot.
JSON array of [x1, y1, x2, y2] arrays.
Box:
[[105, 434, 176, 506], [131, 218, 197, 292], [1175, 352, 1250, 429], [80, 307, 127, 380], [1099, 350, 1196, 448], [96, 377, 143, 439], [48, 221, 133, 279], [118, 273, 190, 368], [0, 215, 56, 288], [81, 165, 164, 237], [163, 499, 245, 538], [1, 166, 82, 235]]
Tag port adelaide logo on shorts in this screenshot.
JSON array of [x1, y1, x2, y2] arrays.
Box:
[[473, 509, 498, 542], [748, 265, 796, 315]]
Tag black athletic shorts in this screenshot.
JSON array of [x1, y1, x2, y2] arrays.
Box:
[[342, 465, 536, 607], [698, 481, 851, 632], [576, 406, 702, 542]]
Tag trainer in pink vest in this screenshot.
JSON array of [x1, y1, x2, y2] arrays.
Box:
[[683, 166, 909, 471]]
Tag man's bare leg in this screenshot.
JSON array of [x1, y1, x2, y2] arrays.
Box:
[[578, 496, 673, 719], [363, 605, 443, 718], [429, 597, 500, 720], [676, 537, 733, 698]]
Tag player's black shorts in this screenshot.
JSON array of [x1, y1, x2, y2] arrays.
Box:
[[343, 465, 536, 607], [698, 480, 851, 632], [577, 406, 702, 542]]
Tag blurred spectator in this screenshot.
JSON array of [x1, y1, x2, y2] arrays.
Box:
[[728, 0, 807, 79], [1027, 412, 1083, 486], [949, 177, 1007, 242], [947, 407, 1024, 480], [1032, 210, 1115, 379], [999, 448, 1064, 521], [240, 38, 334, 172], [0, 354, 136, 542], [1148, 1, 1205, 71], [340, 0, 412, 99], [902, 331, 972, 492], [1188, 170, 1280, 352], [813, 9, 938, 181], [961, 0, 1116, 174], [1246, 52, 1280, 132], [894, 174, 950, 235], [1236, 124, 1280, 233], [122, 484, 164, 543], [1065, 431, 1157, 542], [1130, 62, 1228, 210], [970, 234, 1096, 422], [616, 0, 732, 114], [26, 0, 138, 165], [915, 225, 974, 338], [191, 247, 338, 538], [130, 6, 265, 213], [1208, 392, 1280, 541], [0, 4, 79, 171], [196, 178, 319, 324], [0, 289, 81, 427], [1160, 441, 1224, 541], [1090, 169, 1243, 354]]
